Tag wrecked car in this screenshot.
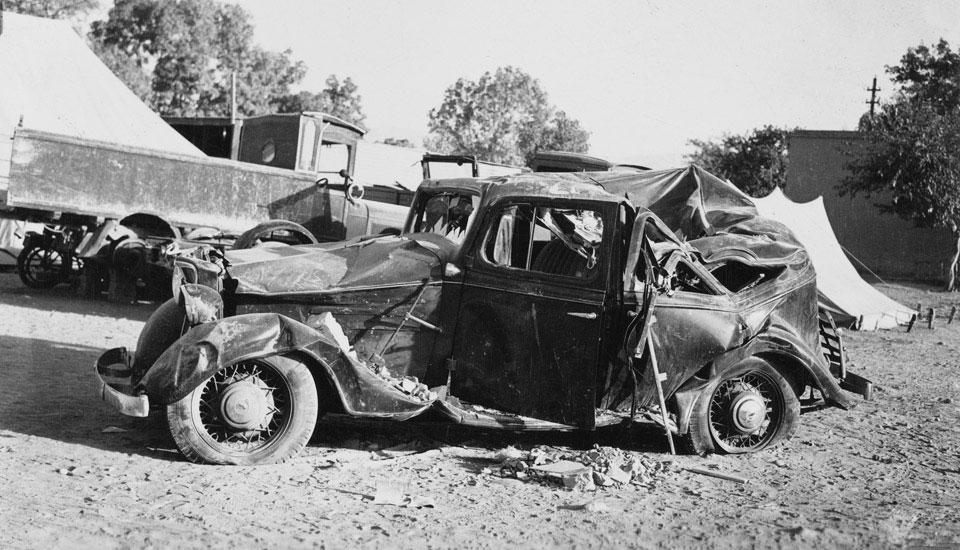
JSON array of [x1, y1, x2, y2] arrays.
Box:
[[96, 166, 872, 465]]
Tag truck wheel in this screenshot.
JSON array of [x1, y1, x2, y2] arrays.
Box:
[[167, 355, 319, 465], [17, 245, 65, 289], [683, 358, 799, 455], [233, 220, 318, 249]]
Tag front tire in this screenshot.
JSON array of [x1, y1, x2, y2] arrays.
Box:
[[684, 358, 800, 455], [167, 355, 318, 465]]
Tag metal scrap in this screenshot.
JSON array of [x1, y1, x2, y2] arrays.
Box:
[[484, 444, 674, 491]]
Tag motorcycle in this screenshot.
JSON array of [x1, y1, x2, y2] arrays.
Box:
[[16, 225, 85, 289]]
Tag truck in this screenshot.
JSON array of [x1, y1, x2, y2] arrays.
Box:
[[5, 112, 522, 295], [95, 166, 872, 465]]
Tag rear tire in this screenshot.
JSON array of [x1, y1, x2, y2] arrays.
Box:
[[683, 358, 799, 455], [167, 355, 318, 465]]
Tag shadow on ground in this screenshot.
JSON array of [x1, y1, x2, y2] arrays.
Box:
[[0, 272, 157, 322]]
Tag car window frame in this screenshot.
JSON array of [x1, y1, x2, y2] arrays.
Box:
[[470, 197, 612, 288]]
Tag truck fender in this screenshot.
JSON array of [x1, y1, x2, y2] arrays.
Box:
[[138, 313, 435, 419]]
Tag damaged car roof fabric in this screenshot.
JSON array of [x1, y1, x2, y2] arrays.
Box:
[[488, 166, 807, 272]]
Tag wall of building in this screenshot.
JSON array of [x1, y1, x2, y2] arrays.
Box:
[[785, 130, 953, 281]]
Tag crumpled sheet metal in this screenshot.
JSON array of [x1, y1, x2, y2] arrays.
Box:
[[576, 166, 808, 269], [138, 313, 436, 418], [224, 234, 452, 296]]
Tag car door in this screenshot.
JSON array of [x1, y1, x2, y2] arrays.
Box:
[[449, 199, 615, 428], [614, 212, 744, 409]]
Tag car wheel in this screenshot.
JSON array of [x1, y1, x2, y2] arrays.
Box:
[[685, 358, 799, 455], [17, 245, 64, 289], [167, 355, 318, 465], [233, 220, 318, 249]]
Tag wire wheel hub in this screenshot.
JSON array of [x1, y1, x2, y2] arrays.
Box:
[[219, 381, 268, 430], [197, 361, 287, 451], [729, 391, 766, 434], [708, 371, 784, 452]]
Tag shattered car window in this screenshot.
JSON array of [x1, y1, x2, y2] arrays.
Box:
[[674, 261, 715, 294], [410, 192, 479, 244], [482, 204, 603, 278], [709, 261, 785, 293]]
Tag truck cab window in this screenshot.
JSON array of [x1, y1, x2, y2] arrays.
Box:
[[482, 204, 603, 278], [316, 142, 350, 175], [297, 119, 319, 171]]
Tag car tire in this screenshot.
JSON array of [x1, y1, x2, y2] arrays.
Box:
[[684, 358, 800, 455], [167, 355, 319, 465], [17, 244, 64, 289], [233, 220, 318, 250]]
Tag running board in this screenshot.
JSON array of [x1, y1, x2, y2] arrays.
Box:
[[433, 397, 576, 431]]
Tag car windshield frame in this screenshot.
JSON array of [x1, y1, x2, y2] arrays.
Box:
[[405, 189, 482, 248]]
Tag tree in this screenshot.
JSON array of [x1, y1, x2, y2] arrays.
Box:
[[4, 0, 98, 19], [88, 40, 153, 103], [272, 75, 367, 129], [842, 39, 960, 290], [685, 126, 790, 198], [426, 66, 589, 166], [89, 0, 305, 117], [887, 39, 960, 113]]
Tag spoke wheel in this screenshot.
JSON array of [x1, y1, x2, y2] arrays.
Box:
[[17, 245, 65, 289], [167, 355, 318, 465], [684, 358, 800, 455]]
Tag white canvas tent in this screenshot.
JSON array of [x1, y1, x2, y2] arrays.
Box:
[[0, 11, 203, 264], [753, 188, 915, 330]]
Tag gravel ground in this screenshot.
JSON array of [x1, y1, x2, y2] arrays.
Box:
[[1, 272, 958, 549]]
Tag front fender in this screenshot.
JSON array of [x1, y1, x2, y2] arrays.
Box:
[[671, 324, 854, 434], [138, 313, 434, 419]]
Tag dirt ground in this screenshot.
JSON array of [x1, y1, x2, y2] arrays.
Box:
[[1, 271, 959, 550]]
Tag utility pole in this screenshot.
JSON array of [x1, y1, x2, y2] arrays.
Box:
[[866, 76, 881, 117], [230, 72, 237, 125]]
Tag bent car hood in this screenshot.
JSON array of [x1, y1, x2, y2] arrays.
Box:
[[223, 234, 452, 295]]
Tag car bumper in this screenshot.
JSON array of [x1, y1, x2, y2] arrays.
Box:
[[840, 371, 874, 401], [95, 347, 150, 417]]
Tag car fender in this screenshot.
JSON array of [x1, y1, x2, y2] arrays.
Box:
[[138, 313, 435, 419], [670, 325, 853, 434]]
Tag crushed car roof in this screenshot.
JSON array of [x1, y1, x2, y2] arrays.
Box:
[[423, 166, 808, 268]]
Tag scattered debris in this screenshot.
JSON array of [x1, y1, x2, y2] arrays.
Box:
[[482, 444, 674, 491], [684, 466, 748, 484], [494, 446, 524, 462], [369, 482, 436, 508], [101, 426, 127, 434], [563, 500, 613, 513], [563, 470, 596, 492], [371, 482, 405, 506], [530, 460, 591, 476]]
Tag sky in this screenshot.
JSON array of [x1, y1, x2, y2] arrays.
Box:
[[222, 0, 960, 168]]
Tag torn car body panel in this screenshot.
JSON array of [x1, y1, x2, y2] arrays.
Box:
[[138, 313, 435, 418]]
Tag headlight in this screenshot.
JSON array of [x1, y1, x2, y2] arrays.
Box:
[[179, 283, 223, 325], [171, 262, 198, 302]]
